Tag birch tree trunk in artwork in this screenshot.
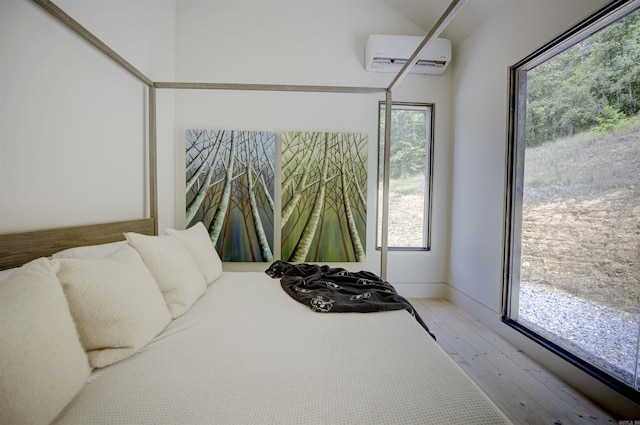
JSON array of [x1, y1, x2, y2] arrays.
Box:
[[186, 137, 221, 195], [257, 133, 275, 212], [186, 155, 207, 195], [281, 133, 318, 227], [259, 174, 274, 212], [185, 130, 206, 193], [281, 164, 311, 228], [209, 131, 236, 244], [340, 162, 365, 262], [281, 133, 304, 194], [350, 160, 367, 213], [186, 146, 219, 226], [245, 140, 274, 262], [289, 134, 330, 262]]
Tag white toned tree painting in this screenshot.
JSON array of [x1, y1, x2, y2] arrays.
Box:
[[281, 131, 367, 262], [186, 129, 275, 262]]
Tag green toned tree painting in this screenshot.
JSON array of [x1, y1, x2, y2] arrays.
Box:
[[186, 129, 275, 262], [281, 132, 367, 262]]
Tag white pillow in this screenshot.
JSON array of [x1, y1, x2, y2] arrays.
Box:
[[166, 222, 223, 285], [0, 258, 90, 425], [53, 244, 172, 368], [0, 267, 18, 282], [125, 232, 207, 318], [52, 241, 126, 259]]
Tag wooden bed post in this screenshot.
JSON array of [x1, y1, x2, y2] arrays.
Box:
[[149, 86, 158, 235], [380, 90, 393, 281]]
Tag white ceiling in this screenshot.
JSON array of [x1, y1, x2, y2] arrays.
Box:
[[384, 0, 511, 46], [70, 0, 507, 48]]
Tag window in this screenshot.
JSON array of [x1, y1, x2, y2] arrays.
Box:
[[377, 102, 433, 250], [503, 0, 640, 401]]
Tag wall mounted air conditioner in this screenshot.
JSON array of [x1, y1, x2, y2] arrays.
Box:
[[365, 34, 451, 75]]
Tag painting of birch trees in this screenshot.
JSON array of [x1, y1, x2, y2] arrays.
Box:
[[281, 132, 367, 262], [186, 129, 275, 262]]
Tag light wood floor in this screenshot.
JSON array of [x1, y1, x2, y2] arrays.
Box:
[[409, 298, 617, 425]]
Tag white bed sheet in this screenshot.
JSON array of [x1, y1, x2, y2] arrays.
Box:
[[53, 272, 511, 425]]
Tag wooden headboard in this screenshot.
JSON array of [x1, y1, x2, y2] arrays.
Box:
[[0, 218, 155, 270]]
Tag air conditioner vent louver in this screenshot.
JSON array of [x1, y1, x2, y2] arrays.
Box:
[[365, 35, 451, 75], [416, 59, 447, 68]]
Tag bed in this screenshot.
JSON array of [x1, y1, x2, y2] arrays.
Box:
[[0, 220, 512, 425]]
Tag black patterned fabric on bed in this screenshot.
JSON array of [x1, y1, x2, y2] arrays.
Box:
[[265, 260, 436, 340]]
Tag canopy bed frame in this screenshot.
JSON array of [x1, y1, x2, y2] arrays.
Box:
[[0, 3, 516, 425], [0, 0, 466, 277]]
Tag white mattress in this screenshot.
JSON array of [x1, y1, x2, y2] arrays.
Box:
[[53, 272, 511, 425]]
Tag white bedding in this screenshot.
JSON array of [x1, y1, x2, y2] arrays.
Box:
[[53, 272, 511, 425]]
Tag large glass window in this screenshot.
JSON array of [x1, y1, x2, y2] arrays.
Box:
[[504, 0, 640, 401], [377, 102, 433, 250]]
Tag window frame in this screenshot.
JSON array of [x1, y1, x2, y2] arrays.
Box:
[[376, 101, 434, 251], [502, 0, 640, 403]]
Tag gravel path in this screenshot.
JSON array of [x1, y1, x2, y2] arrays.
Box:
[[519, 284, 640, 388]]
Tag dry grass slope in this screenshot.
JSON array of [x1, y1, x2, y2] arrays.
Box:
[[521, 126, 640, 314]]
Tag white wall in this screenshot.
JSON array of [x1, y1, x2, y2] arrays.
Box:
[[51, 0, 177, 237], [0, 0, 175, 232], [449, 0, 640, 416], [170, 0, 452, 293], [1, 0, 450, 293]]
